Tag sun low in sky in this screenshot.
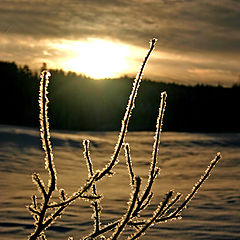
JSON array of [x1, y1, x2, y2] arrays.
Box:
[[50, 38, 134, 79]]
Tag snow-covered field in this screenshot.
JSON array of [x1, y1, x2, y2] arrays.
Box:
[[0, 125, 239, 239]]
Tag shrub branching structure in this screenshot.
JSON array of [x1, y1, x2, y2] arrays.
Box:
[[27, 39, 221, 240]]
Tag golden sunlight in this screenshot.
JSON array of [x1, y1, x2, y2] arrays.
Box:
[[50, 38, 132, 79]]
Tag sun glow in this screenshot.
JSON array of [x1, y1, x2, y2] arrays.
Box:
[[51, 38, 131, 79]]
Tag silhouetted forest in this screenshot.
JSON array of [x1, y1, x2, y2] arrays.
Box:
[[1, 61, 239, 132]]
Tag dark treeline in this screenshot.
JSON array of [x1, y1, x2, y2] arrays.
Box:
[[1, 61, 240, 132]]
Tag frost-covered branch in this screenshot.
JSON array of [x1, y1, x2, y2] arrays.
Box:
[[27, 39, 221, 240]]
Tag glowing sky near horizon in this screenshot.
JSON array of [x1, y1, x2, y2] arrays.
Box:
[[0, 0, 240, 86], [49, 38, 133, 79]]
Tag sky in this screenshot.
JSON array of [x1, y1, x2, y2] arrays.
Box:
[[0, 0, 240, 86]]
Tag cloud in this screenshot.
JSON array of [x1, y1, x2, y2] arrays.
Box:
[[0, 0, 239, 85], [1, 0, 239, 51]]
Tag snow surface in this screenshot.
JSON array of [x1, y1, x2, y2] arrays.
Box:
[[0, 125, 239, 239]]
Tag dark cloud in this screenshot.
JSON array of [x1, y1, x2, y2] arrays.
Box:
[[0, 0, 239, 85], [1, 0, 239, 50]]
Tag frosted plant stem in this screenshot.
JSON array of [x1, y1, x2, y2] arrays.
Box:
[[39, 71, 57, 193], [151, 92, 167, 178], [128, 192, 182, 227], [130, 191, 173, 240], [96, 39, 157, 181], [83, 39, 157, 240], [29, 71, 57, 239], [133, 91, 167, 216], [83, 140, 102, 234], [27, 39, 222, 240], [83, 221, 120, 240], [32, 173, 47, 199], [110, 177, 141, 240], [166, 152, 221, 219], [125, 143, 135, 186]]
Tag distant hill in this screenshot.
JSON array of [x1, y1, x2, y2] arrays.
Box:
[[1, 60, 239, 132]]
